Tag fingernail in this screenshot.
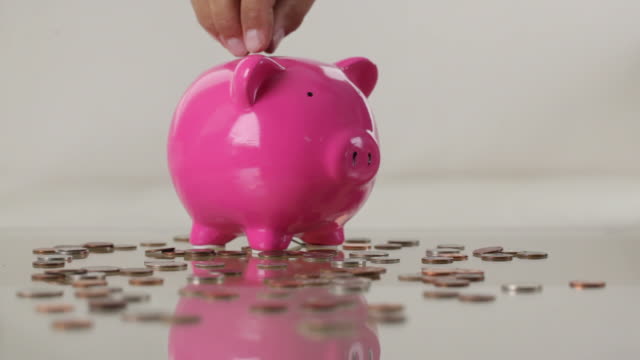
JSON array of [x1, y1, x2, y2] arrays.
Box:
[[225, 37, 247, 57], [272, 27, 285, 51], [244, 29, 264, 53]]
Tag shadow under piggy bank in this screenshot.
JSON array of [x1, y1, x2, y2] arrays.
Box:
[[168, 252, 381, 360]]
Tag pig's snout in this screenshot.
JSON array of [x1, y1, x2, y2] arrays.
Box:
[[327, 131, 380, 184]]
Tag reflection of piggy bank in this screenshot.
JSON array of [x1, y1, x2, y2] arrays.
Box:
[[169, 255, 380, 360], [168, 55, 380, 250]]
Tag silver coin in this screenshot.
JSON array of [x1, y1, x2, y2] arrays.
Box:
[[331, 259, 366, 268], [501, 283, 543, 294], [187, 272, 225, 285], [369, 257, 400, 264], [69, 272, 107, 281], [425, 248, 460, 256], [437, 244, 465, 250], [37, 255, 73, 262], [348, 251, 389, 259], [55, 247, 89, 255]]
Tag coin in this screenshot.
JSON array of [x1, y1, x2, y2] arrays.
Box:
[[167, 314, 201, 325], [145, 261, 187, 271], [36, 303, 74, 313], [369, 257, 400, 264], [345, 238, 371, 244], [216, 250, 246, 257], [349, 251, 389, 259], [421, 256, 453, 264], [421, 276, 439, 284], [45, 268, 87, 276], [17, 288, 64, 298], [74, 288, 111, 299], [140, 241, 167, 247], [33, 260, 65, 269], [194, 261, 225, 269], [455, 273, 485, 282], [388, 239, 420, 247], [120, 267, 153, 277], [83, 242, 114, 253], [129, 277, 164, 286], [52, 319, 93, 331], [423, 290, 460, 299], [452, 268, 485, 275], [481, 253, 513, 262], [216, 268, 243, 277], [37, 255, 73, 262], [81, 266, 121, 275], [89, 298, 127, 312], [397, 273, 424, 282], [200, 290, 240, 301], [117, 292, 151, 303], [516, 251, 548, 260], [285, 250, 304, 258], [302, 298, 344, 312], [425, 248, 460, 256], [258, 250, 288, 259], [472, 246, 503, 257], [250, 302, 288, 314], [265, 279, 306, 289], [433, 278, 470, 288], [458, 294, 496, 303], [368, 312, 406, 324], [55, 247, 89, 255], [33, 248, 57, 255], [374, 243, 402, 250], [69, 272, 107, 281], [437, 244, 465, 250], [331, 259, 366, 268], [421, 268, 456, 276], [441, 253, 468, 261], [368, 303, 404, 314], [114, 244, 137, 251], [187, 273, 225, 285], [342, 244, 371, 251], [349, 266, 387, 276], [184, 248, 216, 259], [569, 280, 606, 289], [500, 249, 521, 255], [122, 311, 167, 322], [257, 262, 288, 270], [72, 279, 108, 288], [31, 273, 65, 283], [502, 283, 543, 294], [173, 235, 190, 242]]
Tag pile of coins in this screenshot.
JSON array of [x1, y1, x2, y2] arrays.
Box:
[[18, 235, 606, 333]]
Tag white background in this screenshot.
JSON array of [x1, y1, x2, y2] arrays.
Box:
[[1, 0, 640, 230]]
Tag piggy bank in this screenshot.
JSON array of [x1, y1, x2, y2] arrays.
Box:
[[168, 55, 380, 251]]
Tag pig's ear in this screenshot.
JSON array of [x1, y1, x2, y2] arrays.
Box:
[[335, 57, 378, 97], [231, 55, 285, 108]]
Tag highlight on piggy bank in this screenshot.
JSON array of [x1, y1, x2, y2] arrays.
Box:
[[168, 55, 380, 251]]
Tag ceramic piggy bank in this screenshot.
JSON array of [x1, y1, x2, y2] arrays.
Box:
[[168, 55, 380, 251]]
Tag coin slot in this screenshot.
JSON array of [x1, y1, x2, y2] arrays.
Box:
[[367, 152, 372, 166], [352, 151, 358, 166]]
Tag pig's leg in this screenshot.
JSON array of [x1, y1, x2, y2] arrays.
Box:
[[245, 228, 291, 251], [302, 227, 345, 246], [190, 223, 235, 247]]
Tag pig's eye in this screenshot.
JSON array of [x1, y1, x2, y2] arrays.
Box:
[[307, 92, 313, 97]]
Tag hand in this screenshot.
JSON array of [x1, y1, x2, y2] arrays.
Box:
[[191, 0, 315, 56]]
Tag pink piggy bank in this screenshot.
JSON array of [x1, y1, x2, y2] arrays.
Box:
[[168, 55, 380, 251]]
